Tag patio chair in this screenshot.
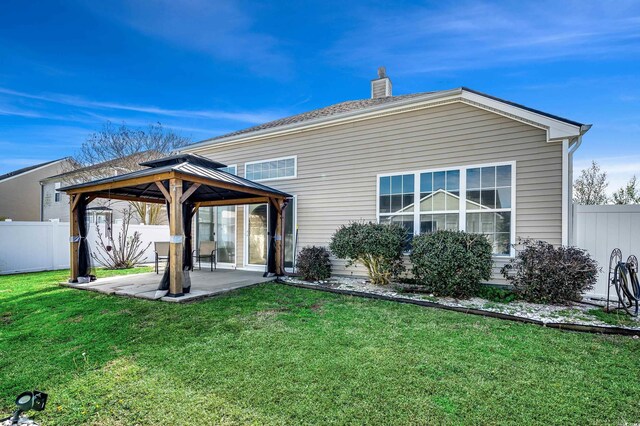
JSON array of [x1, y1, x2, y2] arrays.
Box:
[[154, 241, 170, 274], [195, 240, 217, 271]]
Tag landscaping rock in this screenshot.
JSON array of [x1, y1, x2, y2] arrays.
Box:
[[282, 276, 640, 331]]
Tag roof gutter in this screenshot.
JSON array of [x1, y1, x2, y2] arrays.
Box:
[[579, 124, 592, 137]]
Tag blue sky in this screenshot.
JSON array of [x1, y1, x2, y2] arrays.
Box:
[[1, 0, 639, 191]]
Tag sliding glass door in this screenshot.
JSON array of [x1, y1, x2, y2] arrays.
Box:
[[244, 198, 297, 270], [245, 203, 268, 267], [284, 197, 296, 271], [216, 206, 236, 264], [197, 206, 236, 266]]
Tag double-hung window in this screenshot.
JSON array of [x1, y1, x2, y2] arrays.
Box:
[[54, 182, 61, 202], [377, 162, 514, 256]]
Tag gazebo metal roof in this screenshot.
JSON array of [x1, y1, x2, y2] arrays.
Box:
[[61, 153, 291, 205]]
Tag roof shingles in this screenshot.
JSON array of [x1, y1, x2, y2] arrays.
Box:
[[206, 92, 433, 142], [191, 87, 585, 146]]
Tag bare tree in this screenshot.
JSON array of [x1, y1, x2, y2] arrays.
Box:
[[613, 176, 640, 204], [67, 122, 191, 224], [92, 207, 152, 269], [573, 161, 609, 205]]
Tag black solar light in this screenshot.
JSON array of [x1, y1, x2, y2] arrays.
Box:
[[6, 391, 47, 425]]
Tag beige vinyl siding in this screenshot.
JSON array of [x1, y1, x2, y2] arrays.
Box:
[[188, 101, 562, 281], [0, 161, 67, 221]]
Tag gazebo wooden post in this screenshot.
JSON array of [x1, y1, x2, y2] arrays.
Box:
[[69, 194, 79, 283], [273, 197, 284, 276], [168, 178, 184, 296]]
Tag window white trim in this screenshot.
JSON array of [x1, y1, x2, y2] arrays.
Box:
[[376, 161, 517, 257], [244, 155, 297, 182]]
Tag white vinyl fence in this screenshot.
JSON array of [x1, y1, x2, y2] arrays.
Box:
[[0, 221, 169, 275], [573, 204, 640, 298]]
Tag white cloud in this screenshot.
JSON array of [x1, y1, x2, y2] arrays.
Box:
[[330, 1, 640, 75], [0, 87, 285, 124], [79, 0, 291, 77]]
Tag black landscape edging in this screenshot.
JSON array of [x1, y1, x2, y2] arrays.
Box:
[[279, 280, 640, 337]]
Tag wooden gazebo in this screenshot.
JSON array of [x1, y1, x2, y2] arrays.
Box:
[[60, 154, 291, 297]]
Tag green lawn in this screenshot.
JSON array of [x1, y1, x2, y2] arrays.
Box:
[[1, 270, 640, 425]]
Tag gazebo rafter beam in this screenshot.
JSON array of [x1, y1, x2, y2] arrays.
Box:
[[171, 171, 286, 200], [197, 197, 271, 207], [66, 172, 174, 195], [90, 192, 166, 204], [180, 183, 201, 203], [154, 181, 171, 202]]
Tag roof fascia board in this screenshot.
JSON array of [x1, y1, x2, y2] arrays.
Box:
[[0, 158, 68, 185], [459, 91, 584, 142], [185, 88, 586, 152]]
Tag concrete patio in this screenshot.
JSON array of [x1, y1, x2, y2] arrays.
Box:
[[61, 268, 274, 303]]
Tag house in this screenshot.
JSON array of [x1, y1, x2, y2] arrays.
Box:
[[41, 152, 166, 225], [181, 68, 590, 280], [0, 158, 70, 221]]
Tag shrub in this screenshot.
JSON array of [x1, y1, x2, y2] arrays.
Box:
[[296, 246, 332, 281], [500, 239, 599, 304], [475, 285, 518, 303], [92, 207, 151, 269], [410, 230, 493, 298], [329, 221, 406, 285]]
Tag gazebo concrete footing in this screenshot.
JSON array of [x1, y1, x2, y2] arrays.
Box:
[[61, 269, 273, 303]]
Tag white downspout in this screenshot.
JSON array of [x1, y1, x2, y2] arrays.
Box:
[[566, 136, 583, 246], [562, 139, 570, 246]]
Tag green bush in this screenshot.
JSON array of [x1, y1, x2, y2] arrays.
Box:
[[501, 239, 598, 304], [475, 285, 518, 303], [329, 221, 406, 285], [296, 246, 332, 281], [410, 230, 493, 298]]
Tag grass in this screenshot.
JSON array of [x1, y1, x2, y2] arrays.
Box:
[[588, 308, 640, 327], [1, 270, 640, 425]]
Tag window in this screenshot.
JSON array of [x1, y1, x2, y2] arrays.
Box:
[[378, 174, 414, 248], [54, 182, 61, 202], [284, 196, 296, 270], [419, 170, 460, 233], [465, 165, 512, 255], [197, 206, 236, 264], [219, 165, 237, 175], [245, 156, 296, 181], [377, 163, 514, 256]]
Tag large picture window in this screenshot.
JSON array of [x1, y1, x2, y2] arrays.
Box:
[[377, 162, 515, 256]]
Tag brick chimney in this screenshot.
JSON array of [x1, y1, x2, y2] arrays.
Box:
[[371, 66, 392, 98]]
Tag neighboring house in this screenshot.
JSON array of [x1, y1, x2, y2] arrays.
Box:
[[182, 68, 590, 281], [0, 158, 70, 221], [41, 152, 165, 224]]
